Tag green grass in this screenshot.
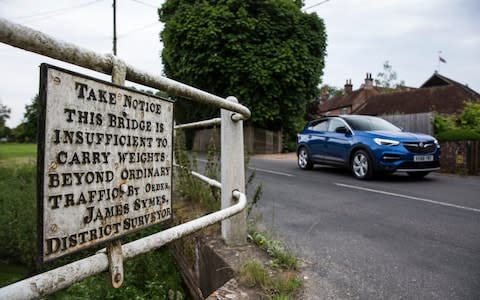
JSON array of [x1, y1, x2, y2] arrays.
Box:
[[240, 260, 270, 288], [240, 260, 303, 299], [0, 143, 36, 160], [249, 230, 298, 270], [0, 262, 29, 287]]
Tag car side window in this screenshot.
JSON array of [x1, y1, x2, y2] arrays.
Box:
[[327, 119, 345, 132], [309, 120, 328, 132]]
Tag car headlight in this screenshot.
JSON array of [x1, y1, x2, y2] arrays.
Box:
[[433, 138, 440, 148], [374, 138, 400, 146]]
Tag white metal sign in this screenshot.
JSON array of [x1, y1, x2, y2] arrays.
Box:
[[38, 64, 173, 262]]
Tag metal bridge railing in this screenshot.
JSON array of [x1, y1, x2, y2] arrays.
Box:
[[0, 17, 250, 299]]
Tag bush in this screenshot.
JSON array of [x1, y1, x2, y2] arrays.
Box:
[[436, 128, 480, 141], [434, 101, 480, 141], [434, 114, 456, 134], [459, 102, 480, 130]]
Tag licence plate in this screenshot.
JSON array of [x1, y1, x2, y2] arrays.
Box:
[[414, 155, 434, 162]]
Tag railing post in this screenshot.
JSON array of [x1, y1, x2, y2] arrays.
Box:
[[221, 96, 247, 246], [107, 54, 126, 288]]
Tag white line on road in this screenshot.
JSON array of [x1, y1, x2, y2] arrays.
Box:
[[335, 182, 480, 214], [248, 167, 295, 177], [196, 159, 295, 177]]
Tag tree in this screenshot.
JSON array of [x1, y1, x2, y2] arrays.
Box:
[[319, 84, 344, 100], [159, 0, 327, 149], [374, 60, 405, 91], [13, 95, 39, 142], [0, 102, 11, 138], [303, 84, 344, 121]]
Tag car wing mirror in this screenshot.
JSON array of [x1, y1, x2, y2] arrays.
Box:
[[335, 126, 349, 134]]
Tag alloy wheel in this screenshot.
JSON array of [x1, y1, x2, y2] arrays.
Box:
[[352, 151, 370, 179]]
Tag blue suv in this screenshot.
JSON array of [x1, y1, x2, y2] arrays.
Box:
[[296, 115, 440, 179]]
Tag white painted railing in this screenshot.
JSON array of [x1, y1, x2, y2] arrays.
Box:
[[0, 17, 250, 299]]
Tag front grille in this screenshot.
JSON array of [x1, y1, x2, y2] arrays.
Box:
[[403, 142, 436, 154]]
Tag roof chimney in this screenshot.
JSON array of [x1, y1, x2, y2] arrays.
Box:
[[364, 73, 373, 89], [344, 79, 353, 94]]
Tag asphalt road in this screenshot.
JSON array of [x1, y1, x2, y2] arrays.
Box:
[[247, 156, 480, 300]]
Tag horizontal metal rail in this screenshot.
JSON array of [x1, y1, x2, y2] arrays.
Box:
[[172, 164, 222, 189], [175, 118, 221, 130], [0, 18, 251, 120], [191, 170, 222, 189], [0, 189, 246, 300]]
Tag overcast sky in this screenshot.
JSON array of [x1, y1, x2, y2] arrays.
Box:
[[1, 0, 479, 128]]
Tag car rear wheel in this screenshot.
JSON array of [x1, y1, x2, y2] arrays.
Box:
[[351, 150, 374, 180], [407, 171, 429, 179], [298, 147, 313, 170]]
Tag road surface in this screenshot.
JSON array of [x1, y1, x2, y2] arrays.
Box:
[[247, 155, 480, 299]]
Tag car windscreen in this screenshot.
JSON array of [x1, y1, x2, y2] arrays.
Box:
[[342, 116, 401, 132]]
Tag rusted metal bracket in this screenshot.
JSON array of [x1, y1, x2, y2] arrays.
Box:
[[107, 240, 124, 288]]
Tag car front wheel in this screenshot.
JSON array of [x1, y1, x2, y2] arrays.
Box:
[[297, 147, 313, 170], [351, 150, 374, 180]]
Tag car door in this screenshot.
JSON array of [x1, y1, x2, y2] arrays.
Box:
[[305, 119, 329, 162], [323, 118, 352, 165]]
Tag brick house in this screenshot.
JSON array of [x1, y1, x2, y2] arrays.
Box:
[[315, 72, 480, 117]]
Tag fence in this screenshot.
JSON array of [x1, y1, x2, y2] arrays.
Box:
[[381, 112, 434, 135], [191, 125, 283, 154], [0, 17, 250, 299]]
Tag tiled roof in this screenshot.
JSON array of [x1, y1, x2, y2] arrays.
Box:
[[317, 88, 379, 113], [356, 84, 480, 115], [318, 73, 479, 116]]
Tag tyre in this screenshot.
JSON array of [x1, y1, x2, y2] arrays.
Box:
[[351, 149, 374, 180], [297, 147, 313, 170], [407, 171, 429, 179]]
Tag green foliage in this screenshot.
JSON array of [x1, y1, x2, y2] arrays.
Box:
[[0, 262, 29, 287], [7, 95, 39, 142], [22, 95, 39, 142], [160, 0, 327, 147], [0, 102, 11, 138], [436, 128, 480, 141], [249, 230, 298, 270], [434, 101, 480, 141], [319, 84, 344, 99], [174, 129, 220, 212], [0, 162, 37, 269], [240, 259, 302, 299], [50, 249, 185, 300], [374, 60, 405, 91], [240, 260, 270, 288], [459, 101, 480, 129], [434, 113, 456, 133], [272, 273, 303, 299], [0, 144, 37, 270]]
